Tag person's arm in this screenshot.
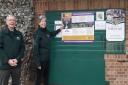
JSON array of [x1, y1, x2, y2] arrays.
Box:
[[0, 29, 8, 64], [48, 27, 63, 37], [33, 32, 41, 67], [16, 33, 25, 62]]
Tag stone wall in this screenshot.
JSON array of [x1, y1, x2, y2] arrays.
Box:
[[0, 0, 34, 85], [0, 0, 34, 32]]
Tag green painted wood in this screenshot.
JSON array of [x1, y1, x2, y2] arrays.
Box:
[[46, 10, 106, 85]]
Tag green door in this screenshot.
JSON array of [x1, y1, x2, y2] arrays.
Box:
[[46, 10, 106, 85]]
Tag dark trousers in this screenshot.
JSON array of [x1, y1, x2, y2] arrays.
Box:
[[35, 61, 49, 85], [0, 67, 21, 85]]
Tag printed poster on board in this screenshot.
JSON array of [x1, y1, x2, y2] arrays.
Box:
[[61, 12, 94, 42], [106, 9, 125, 41]]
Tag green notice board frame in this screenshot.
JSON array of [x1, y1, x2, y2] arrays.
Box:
[[45, 9, 125, 85]]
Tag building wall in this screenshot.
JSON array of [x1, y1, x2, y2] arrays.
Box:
[[1, 0, 127, 85], [33, 0, 128, 85], [33, 0, 127, 14]]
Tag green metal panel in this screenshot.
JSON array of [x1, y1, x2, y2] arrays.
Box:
[[46, 10, 106, 85]]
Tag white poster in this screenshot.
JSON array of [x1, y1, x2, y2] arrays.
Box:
[[62, 27, 94, 41], [54, 20, 63, 38], [95, 21, 106, 30], [106, 23, 125, 41], [72, 12, 94, 23], [106, 9, 125, 41]]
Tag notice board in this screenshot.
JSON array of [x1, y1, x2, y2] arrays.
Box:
[[45, 9, 125, 85]]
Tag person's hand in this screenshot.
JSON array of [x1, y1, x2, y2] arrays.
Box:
[[12, 59, 18, 64], [8, 59, 18, 66], [60, 26, 64, 31], [8, 59, 15, 66], [37, 66, 41, 70], [12, 59, 18, 66]]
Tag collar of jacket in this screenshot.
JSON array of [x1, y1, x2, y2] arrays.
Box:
[[38, 25, 47, 32], [3, 25, 20, 35]]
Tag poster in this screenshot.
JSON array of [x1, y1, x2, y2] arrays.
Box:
[[72, 12, 94, 23], [54, 20, 63, 38], [96, 11, 104, 20], [106, 9, 125, 41], [95, 21, 106, 30], [106, 23, 125, 41], [62, 27, 94, 41], [61, 12, 95, 42]]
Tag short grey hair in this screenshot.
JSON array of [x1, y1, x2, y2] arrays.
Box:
[[38, 15, 46, 21], [6, 15, 16, 21]]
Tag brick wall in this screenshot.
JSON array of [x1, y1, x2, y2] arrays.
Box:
[[126, 10, 128, 54], [105, 54, 128, 85], [105, 9, 128, 85]]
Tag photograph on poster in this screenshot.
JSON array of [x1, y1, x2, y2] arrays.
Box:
[[71, 12, 94, 28], [96, 11, 104, 20], [61, 13, 72, 29], [106, 9, 125, 24]]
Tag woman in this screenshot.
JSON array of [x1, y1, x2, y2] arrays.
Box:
[[33, 15, 63, 85]]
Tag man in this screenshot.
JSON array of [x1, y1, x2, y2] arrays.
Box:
[[33, 15, 63, 85], [0, 15, 25, 85], [62, 13, 72, 29]]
